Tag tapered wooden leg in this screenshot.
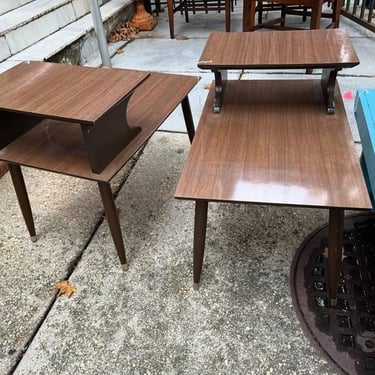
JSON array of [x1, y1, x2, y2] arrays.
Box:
[[98, 182, 128, 271], [332, 0, 342, 28], [242, 0, 256, 31], [309, 0, 323, 29], [328, 208, 344, 307], [181, 96, 195, 143], [167, 0, 175, 38], [8, 164, 37, 242], [193, 200, 208, 289], [184, 0, 189, 22], [225, 0, 231, 31]]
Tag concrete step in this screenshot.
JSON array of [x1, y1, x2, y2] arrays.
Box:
[[0, 0, 135, 177], [0, 0, 134, 73], [1, 0, 76, 60], [0, 0, 34, 15]]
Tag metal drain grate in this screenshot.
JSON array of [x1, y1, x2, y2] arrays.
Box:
[[290, 214, 375, 375]]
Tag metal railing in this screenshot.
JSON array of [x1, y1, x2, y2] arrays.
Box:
[[341, 0, 375, 32]]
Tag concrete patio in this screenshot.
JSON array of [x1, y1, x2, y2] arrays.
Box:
[[0, 4, 375, 374]]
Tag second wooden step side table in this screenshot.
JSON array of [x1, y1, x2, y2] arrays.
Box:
[[176, 29, 372, 306]]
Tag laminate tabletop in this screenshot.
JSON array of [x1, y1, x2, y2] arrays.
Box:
[[175, 79, 371, 210], [0, 61, 149, 124], [0, 72, 198, 182], [198, 29, 359, 70]]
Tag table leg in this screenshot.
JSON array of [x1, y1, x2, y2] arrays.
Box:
[[98, 182, 128, 271], [181, 96, 195, 143], [213, 70, 227, 113], [321, 68, 338, 115], [328, 208, 344, 307], [8, 164, 37, 242], [167, 0, 175, 38], [309, 0, 324, 29], [193, 200, 208, 289], [331, 0, 342, 28], [225, 0, 231, 31], [242, 0, 257, 31]]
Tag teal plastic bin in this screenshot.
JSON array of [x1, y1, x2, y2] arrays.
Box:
[[355, 89, 375, 210]]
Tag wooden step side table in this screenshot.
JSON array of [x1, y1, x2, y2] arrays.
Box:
[[0, 62, 198, 270], [176, 80, 372, 306]]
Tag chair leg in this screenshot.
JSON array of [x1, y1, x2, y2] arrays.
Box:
[[258, 1, 263, 25], [144, 0, 152, 13], [281, 4, 286, 26], [243, 0, 257, 31], [309, 0, 324, 29], [193, 200, 208, 289], [332, 0, 342, 27], [302, 5, 308, 22], [167, 0, 175, 38], [98, 181, 128, 271], [154, 0, 161, 16], [225, 0, 231, 31], [192, 0, 196, 14], [181, 96, 195, 143], [8, 164, 37, 242], [184, 0, 189, 22]]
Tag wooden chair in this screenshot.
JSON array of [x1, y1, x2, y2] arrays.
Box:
[[167, 0, 232, 38], [243, 0, 342, 31]]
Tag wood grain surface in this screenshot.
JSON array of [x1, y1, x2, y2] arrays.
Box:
[[0, 72, 198, 182], [0, 61, 149, 124], [198, 29, 359, 70], [175, 79, 371, 210]]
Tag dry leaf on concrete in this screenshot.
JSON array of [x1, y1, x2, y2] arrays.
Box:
[[176, 35, 189, 40], [56, 280, 76, 298], [204, 83, 212, 90], [109, 22, 139, 42]]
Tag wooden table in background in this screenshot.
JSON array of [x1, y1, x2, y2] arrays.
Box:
[[242, 0, 342, 32]]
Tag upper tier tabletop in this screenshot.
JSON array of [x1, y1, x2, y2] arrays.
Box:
[[175, 79, 371, 210], [198, 29, 359, 70], [0, 72, 198, 182], [0, 61, 149, 124]]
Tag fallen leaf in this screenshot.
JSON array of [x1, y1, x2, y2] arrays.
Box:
[[204, 83, 212, 90], [109, 22, 139, 43], [176, 35, 189, 40], [116, 49, 124, 55], [56, 280, 76, 298]]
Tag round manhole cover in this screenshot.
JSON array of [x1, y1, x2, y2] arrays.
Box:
[[290, 213, 375, 375]]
